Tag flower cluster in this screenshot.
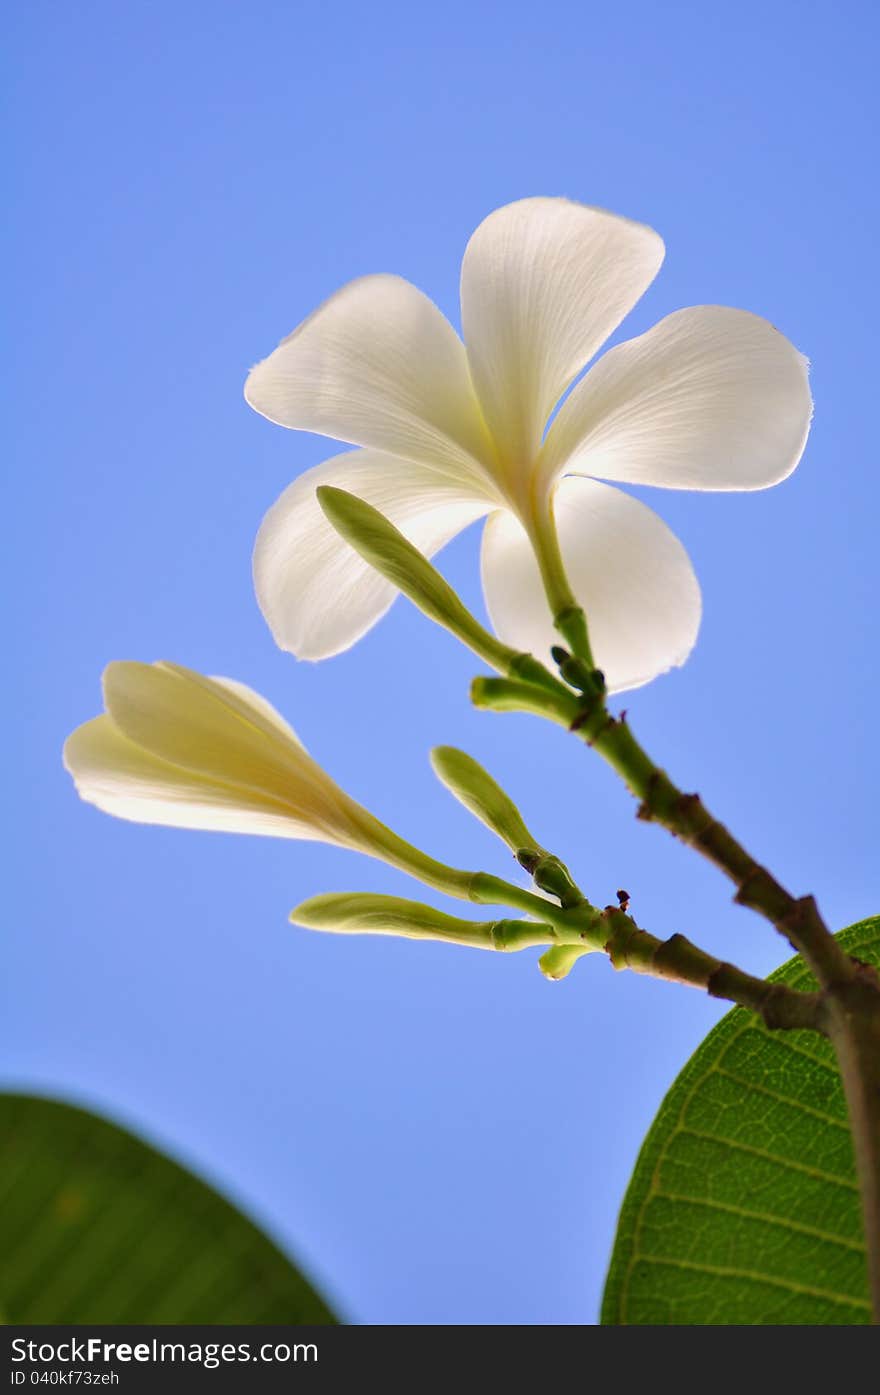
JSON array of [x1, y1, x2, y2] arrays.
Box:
[[65, 197, 812, 950]]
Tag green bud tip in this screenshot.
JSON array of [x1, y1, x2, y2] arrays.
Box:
[[317, 487, 516, 672], [538, 944, 595, 981], [431, 746, 538, 852], [530, 854, 581, 907]]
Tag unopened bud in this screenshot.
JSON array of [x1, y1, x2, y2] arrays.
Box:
[[538, 944, 596, 981], [523, 853, 582, 908], [291, 892, 553, 952], [317, 487, 516, 671], [431, 746, 538, 852]]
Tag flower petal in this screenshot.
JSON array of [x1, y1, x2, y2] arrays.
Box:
[[460, 198, 664, 468], [63, 714, 316, 839], [540, 307, 812, 492], [161, 665, 304, 747], [245, 274, 494, 487], [73, 663, 380, 849], [480, 477, 701, 693], [254, 449, 493, 659], [101, 661, 311, 805]]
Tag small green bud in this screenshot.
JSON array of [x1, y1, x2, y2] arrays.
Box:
[[526, 853, 582, 908], [431, 746, 539, 853], [538, 944, 597, 981], [553, 604, 595, 669], [553, 649, 606, 697], [470, 676, 580, 726], [507, 651, 573, 697], [291, 892, 553, 952], [317, 487, 517, 671]]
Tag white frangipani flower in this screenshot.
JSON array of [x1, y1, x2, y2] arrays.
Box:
[[246, 197, 812, 692], [63, 660, 471, 894]]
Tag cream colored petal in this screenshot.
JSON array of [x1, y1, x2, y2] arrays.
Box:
[[245, 274, 494, 487], [162, 666, 304, 748], [480, 477, 701, 693], [460, 198, 664, 468], [540, 306, 812, 492], [63, 715, 321, 840], [66, 670, 471, 877], [254, 449, 493, 659], [102, 660, 308, 806], [75, 665, 377, 849]]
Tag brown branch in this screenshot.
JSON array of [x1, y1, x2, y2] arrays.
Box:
[[566, 698, 856, 991], [599, 906, 825, 1032]]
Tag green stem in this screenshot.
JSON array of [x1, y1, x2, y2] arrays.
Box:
[[473, 666, 853, 982], [478, 667, 880, 1320], [361, 823, 479, 900], [475, 870, 825, 1029], [571, 702, 856, 987], [526, 495, 596, 666], [483, 833, 825, 1029], [471, 675, 581, 724], [514, 495, 855, 985], [519, 507, 880, 1317], [466, 871, 579, 935]]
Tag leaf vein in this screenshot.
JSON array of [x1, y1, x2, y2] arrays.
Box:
[[711, 1066, 850, 1129], [652, 1190, 864, 1251], [630, 1254, 870, 1310], [676, 1126, 858, 1190]]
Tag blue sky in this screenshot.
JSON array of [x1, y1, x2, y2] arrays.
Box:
[[5, 0, 878, 1324]]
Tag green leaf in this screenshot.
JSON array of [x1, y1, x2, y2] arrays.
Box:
[[602, 917, 879, 1325], [0, 1093, 338, 1323]]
